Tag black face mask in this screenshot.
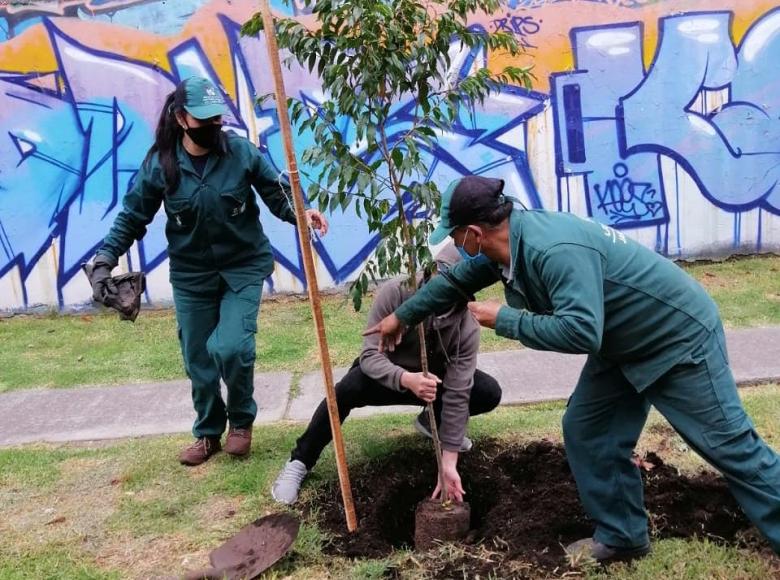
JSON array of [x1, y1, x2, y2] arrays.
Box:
[[185, 123, 222, 150]]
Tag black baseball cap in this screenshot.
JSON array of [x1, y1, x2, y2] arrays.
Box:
[[429, 176, 506, 244]]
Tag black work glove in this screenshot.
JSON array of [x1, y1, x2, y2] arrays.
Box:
[[90, 256, 118, 304]]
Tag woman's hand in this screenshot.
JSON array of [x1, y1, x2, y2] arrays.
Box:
[[89, 257, 117, 303], [305, 209, 329, 236]]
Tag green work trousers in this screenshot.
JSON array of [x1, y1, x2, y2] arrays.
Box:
[[562, 324, 780, 553], [173, 280, 262, 438]]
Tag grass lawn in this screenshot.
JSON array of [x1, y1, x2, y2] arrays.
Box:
[[1, 385, 778, 579], [0, 255, 778, 392]]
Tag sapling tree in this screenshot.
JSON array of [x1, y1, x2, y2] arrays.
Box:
[[243, 0, 533, 500]]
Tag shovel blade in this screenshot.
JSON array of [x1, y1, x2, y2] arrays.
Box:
[[207, 512, 300, 579]]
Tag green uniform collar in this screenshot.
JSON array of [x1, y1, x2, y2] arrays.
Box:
[[506, 208, 524, 279]]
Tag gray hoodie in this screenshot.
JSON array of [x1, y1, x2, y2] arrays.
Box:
[[359, 252, 480, 451]]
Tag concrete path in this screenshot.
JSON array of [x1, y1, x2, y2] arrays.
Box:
[[1, 326, 779, 447]]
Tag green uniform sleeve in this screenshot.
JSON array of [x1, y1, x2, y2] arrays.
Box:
[[249, 147, 297, 225], [97, 163, 164, 266], [495, 244, 605, 353], [395, 259, 501, 326]]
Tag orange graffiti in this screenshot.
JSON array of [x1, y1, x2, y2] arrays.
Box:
[[1, 0, 777, 95]]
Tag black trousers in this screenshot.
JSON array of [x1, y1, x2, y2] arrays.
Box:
[[291, 359, 502, 469]]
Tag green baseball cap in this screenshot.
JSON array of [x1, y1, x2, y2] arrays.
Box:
[[182, 76, 228, 119], [428, 176, 506, 245]]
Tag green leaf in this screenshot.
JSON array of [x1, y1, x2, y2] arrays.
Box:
[[326, 166, 339, 188], [357, 172, 371, 193], [240, 13, 264, 36], [350, 282, 363, 311], [328, 193, 340, 213], [391, 148, 404, 170]]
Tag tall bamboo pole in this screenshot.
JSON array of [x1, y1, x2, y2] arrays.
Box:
[[258, 0, 357, 532]]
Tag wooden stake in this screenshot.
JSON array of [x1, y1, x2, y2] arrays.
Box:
[[418, 326, 447, 503], [258, 0, 357, 532]]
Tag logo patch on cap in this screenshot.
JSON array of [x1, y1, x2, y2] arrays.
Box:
[[202, 86, 222, 106]]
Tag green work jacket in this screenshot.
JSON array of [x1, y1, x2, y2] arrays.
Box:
[[396, 209, 720, 391], [98, 133, 297, 292]]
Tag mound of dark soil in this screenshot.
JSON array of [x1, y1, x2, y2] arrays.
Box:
[[306, 438, 767, 578]]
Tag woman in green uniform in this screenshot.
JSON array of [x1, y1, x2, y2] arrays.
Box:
[[89, 76, 328, 466], [366, 175, 780, 562]]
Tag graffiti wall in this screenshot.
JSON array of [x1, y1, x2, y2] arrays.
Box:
[[1, 0, 778, 311]]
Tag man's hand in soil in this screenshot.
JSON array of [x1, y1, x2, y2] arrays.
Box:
[[400, 371, 441, 403], [362, 313, 404, 352], [432, 450, 465, 503], [467, 300, 502, 329]]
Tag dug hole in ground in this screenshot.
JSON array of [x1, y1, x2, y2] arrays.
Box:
[[303, 438, 778, 578]]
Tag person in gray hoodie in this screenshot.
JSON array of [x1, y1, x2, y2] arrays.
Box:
[[271, 244, 502, 505]]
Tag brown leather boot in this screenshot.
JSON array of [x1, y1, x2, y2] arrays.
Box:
[[179, 437, 221, 466], [224, 425, 252, 457]]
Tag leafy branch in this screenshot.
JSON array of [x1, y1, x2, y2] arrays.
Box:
[[243, 0, 533, 309], [244, 0, 533, 504]]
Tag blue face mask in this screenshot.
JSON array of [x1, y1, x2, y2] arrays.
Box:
[[456, 229, 491, 265]]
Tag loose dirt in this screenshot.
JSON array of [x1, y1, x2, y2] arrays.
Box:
[[414, 498, 471, 550], [306, 438, 772, 578]]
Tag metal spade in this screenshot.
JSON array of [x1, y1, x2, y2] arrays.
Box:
[[181, 512, 300, 580]]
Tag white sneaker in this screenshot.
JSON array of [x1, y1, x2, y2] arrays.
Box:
[[271, 459, 308, 505]]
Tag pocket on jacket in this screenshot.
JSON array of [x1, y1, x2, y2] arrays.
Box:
[[165, 197, 194, 229], [221, 185, 250, 219]]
